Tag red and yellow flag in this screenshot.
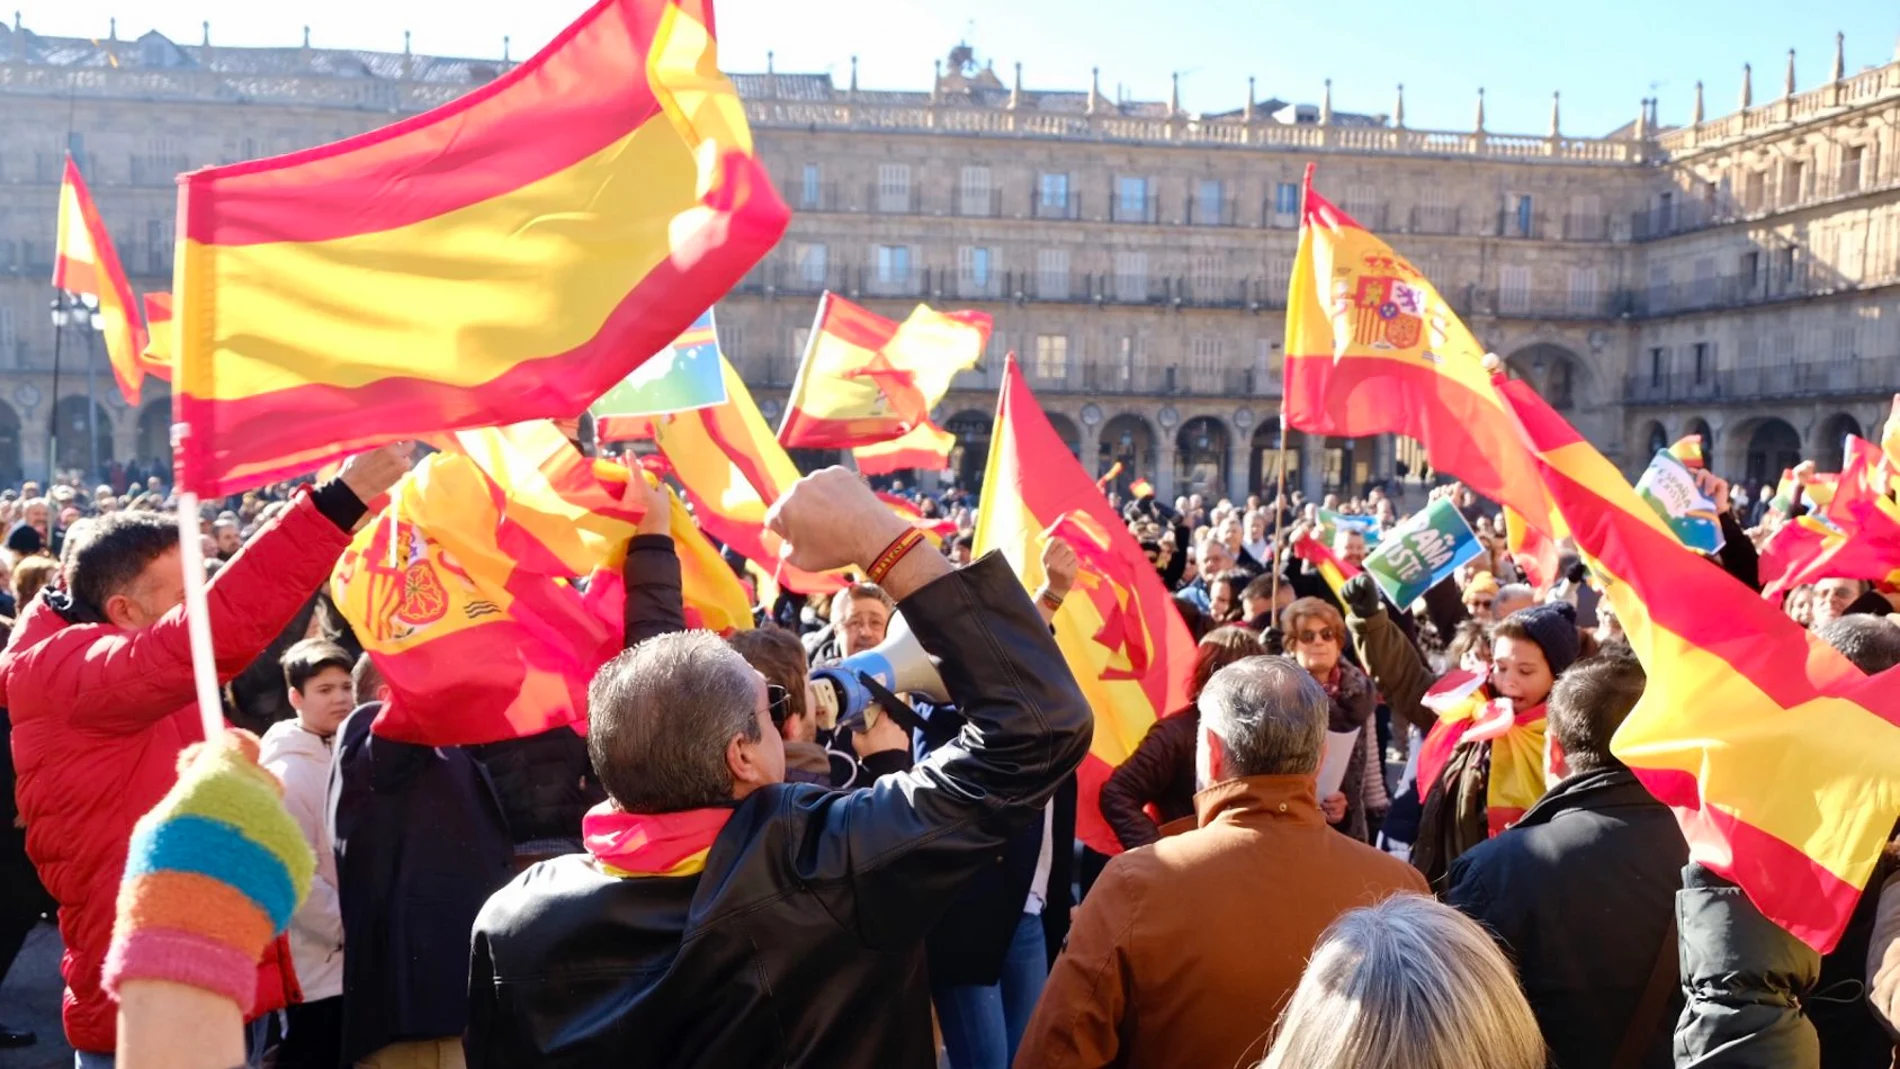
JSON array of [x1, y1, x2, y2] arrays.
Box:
[[1502, 503, 1562, 590], [172, 0, 788, 495], [1668, 435, 1705, 470], [139, 292, 175, 381], [1094, 461, 1124, 491], [974, 356, 1195, 854], [778, 293, 990, 450], [1291, 531, 1360, 600], [1761, 438, 1900, 600], [653, 353, 845, 595], [1283, 167, 1553, 533], [1500, 377, 1900, 954], [54, 155, 149, 405], [876, 492, 958, 548], [1129, 478, 1155, 500], [854, 421, 959, 476]]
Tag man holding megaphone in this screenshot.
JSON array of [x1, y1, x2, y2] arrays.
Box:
[[466, 467, 1094, 1069]]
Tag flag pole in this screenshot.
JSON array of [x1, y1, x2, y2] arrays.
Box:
[[1269, 412, 1289, 610], [176, 491, 225, 743]]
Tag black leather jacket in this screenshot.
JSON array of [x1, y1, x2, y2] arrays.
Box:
[[465, 554, 1092, 1068]]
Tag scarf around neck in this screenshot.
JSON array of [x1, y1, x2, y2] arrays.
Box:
[[583, 801, 733, 879]]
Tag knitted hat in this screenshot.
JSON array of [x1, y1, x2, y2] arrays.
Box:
[[1503, 601, 1580, 676], [5, 523, 43, 556], [1463, 571, 1500, 599]]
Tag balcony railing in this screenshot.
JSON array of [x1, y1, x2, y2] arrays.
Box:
[[954, 187, 1005, 218], [1108, 193, 1161, 224], [1635, 267, 1815, 316], [787, 180, 845, 212], [1030, 192, 1083, 220], [1624, 356, 1900, 404], [1019, 361, 1265, 397], [866, 182, 922, 214], [1446, 285, 1636, 321], [1408, 206, 1463, 235], [1495, 210, 1549, 240], [1561, 213, 1611, 241], [1183, 195, 1242, 226]]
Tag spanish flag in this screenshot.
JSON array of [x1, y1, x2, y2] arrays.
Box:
[[139, 292, 174, 381], [1291, 530, 1360, 600], [876, 492, 958, 548], [1502, 503, 1562, 590], [778, 293, 990, 450], [54, 155, 149, 405], [653, 354, 846, 595], [1761, 437, 1900, 601], [974, 356, 1195, 854], [1668, 435, 1705, 470], [854, 420, 959, 477], [172, 0, 789, 495], [1501, 372, 1900, 954], [1094, 461, 1124, 491], [1284, 167, 1552, 533]]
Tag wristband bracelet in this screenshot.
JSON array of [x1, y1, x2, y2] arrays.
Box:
[[866, 528, 926, 587], [1036, 588, 1066, 614]]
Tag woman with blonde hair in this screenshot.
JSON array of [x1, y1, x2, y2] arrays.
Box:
[[1260, 894, 1545, 1069]]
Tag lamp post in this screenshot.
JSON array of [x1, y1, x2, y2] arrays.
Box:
[[46, 291, 103, 484]]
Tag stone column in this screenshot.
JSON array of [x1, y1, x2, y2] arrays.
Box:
[[1372, 434, 1398, 485], [1227, 423, 1253, 502], [1078, 415, 1103, 481], [1155, 427, 1179, 503], [20, 406, 51, 484], [1299, 433, 1324, 500]]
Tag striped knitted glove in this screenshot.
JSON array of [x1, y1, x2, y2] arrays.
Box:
[[102, 731, 315, 1013]]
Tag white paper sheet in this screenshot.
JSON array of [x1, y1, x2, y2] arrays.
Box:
[[1318, 727, 1362, 800]]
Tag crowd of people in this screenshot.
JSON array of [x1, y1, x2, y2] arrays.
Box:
[[0, 434, 1896, 1069]]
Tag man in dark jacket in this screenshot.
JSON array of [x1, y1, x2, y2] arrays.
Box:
[[1446, 655, 1688, 1068], [1674, 615, 1900, 1069], [465, 468, 1092, 1068]]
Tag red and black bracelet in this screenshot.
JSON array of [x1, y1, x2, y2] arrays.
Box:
[[866, 527, 927, 587]]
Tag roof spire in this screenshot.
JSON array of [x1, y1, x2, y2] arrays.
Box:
[[1692, 80, 1704, 124], [1169, 70, 1181, 116], [1245, 76, 1256, 123], [301, 25, 310, 49], [849, 54, 858, 93], [1548, 90, 1561, 137], [108, 17, 116, 41], [1088, 66, 1100, 114], [1784, 48, 1796, 97], [502, 35, 510, 62], [1007, 61, 1021, 109], [1832, 31, 1845, 81], [1394, 83, 1405, 128], [1473, 86, 1485, 132], [402, 29, 411, 54], [1320, 77, 1333, 125]]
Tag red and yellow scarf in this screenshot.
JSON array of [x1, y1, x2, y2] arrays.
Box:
[[583, 802, 733, 879], [1417, 670, 1552, 838]]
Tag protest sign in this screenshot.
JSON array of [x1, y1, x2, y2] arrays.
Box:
[[1634, 449, 1725, 555], [1362, 497, 1483, 608], [591, 309, 727, 420]]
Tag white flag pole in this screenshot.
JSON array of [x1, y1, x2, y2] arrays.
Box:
[[176, 492, 225, 743]]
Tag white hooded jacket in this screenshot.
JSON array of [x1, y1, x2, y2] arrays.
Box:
[[259, 718, 344, 1001]]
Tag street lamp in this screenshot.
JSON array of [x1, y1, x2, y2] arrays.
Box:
[[46, 290, 103, 483]]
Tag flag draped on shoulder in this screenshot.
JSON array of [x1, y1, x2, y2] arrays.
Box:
[[777, 292, 990, 456], [172, 0, 788, 494], [974, 356, 1194, 855], [1283, 166, 1551, 530], [1497, 372, 1900, 954], [54, 156, 149, 405], [654, 353, 846, 594]]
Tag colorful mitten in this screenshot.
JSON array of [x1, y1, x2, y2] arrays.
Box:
[[102, 731, 315, 1012]]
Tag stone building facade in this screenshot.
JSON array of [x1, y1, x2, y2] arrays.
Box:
[[0, 17, 1891, 504]]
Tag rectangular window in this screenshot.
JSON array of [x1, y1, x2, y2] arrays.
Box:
[[1647, 263, 1671, 312], [1693, 342, 1710, 384], [1738, 336, 1761, 368], [874, 244, 912, 291], [956, 246, 992, 296], [1034, 334, 1070, 383], [1692, 256, 1718, 306], [1116, 176, 1150, 222], [792, 327, 812, 365], [1742, 250, 1762, 291], [1273, 181, 1300, 222], [876, 164, 912, 213], [1117, 335, 1140, 389], [1510, 193, 1534, 237], [1498, 265, 1531, 314], [1649, 346, 1667, 386], [1781, 160, 1806, 206], [1267, 257, 1293, 304], [1037, 173, 1071, 218], [1196, 178, 1224, 225], [1191, 254, 1222, 300], [1035, 249, 1070, 299], [958, 166, 992, 217], [1833, 325, 1858, 361], [1566, 194, 1602, 240], [1778, 246, 1800, 291], [1567, 267, 1599, 315], [1188, 335, 1222, 391], [793, 242, 827, 286], [800, 163, 822, 208], [1257, 337, 1283, 381], [1342, 184, 1379, 227], [0, 304, 13, 356], [1114, 250, 1149, 302], [1743, 170, 1765, 212], [1844, 145, 1866, 194]]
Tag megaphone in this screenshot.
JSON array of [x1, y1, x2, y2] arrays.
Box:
[[810, 608, 948, 733]]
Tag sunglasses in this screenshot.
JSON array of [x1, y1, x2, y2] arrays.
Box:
[[1468, 598, 1494, 610], [1296, 628, 1338, 645], [766, 684, 791, 725]]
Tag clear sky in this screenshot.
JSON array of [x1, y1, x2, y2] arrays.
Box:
[[13, 0, 1894, 136]]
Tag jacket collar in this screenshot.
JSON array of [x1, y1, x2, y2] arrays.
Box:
[[1193, 774, 1324, 829], [1514, 765, 1648, 829]]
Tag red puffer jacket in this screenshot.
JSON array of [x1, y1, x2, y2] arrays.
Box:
[[3, 490, 350, 1054]]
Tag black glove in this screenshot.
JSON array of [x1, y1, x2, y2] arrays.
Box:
[[1340, 574, 1383, 620]]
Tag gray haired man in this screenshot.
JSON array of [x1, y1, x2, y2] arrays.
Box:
[[1018, 657, 1428, 1069], [466, 468, 1092, 1069]]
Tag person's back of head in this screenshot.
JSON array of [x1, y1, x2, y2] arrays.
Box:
[[1546, 654, 1647, 777], [1195, 656, 1328, 786], [1812, 615, 1900, 674], [351, 652, 391, 708], [12, 554, 58, 609], [1259, 894, 1545, 1069], [589, 630, 775, 813], [727, 626, 813, 739], [64, 510, 182, 628]]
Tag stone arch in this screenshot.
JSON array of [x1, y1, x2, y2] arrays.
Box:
[[137, 400, 172, 473], [1682, 417, 1714, 456], [1175, 416, 1230, 501], [50, 396, 113, 480], [1248, 423, 1306, 502], [1098, 413, 1157, 494], [1046, 412, 1083, 461], [0, 400, 21, 487], [1815, 412, 1865, 472], [1732, 416, 1803, 489], [1506, 342, 1590, 411], [944, 409, 993, 491], [1640, 420, 1668, 458]]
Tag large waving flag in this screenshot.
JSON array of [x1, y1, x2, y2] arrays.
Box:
[[1499, 373, 1900, 954], [1284, 166, 1552, 531], [54, 156, 150, 405], [172, 0, 789, 495], [653, 354, 845, 595], [139, 293, 175, 382], [1760, 437, 1900, 600], [974, 356, 1195, 854], [854, 421, 960, 477], [777, 293, 990, 452]]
